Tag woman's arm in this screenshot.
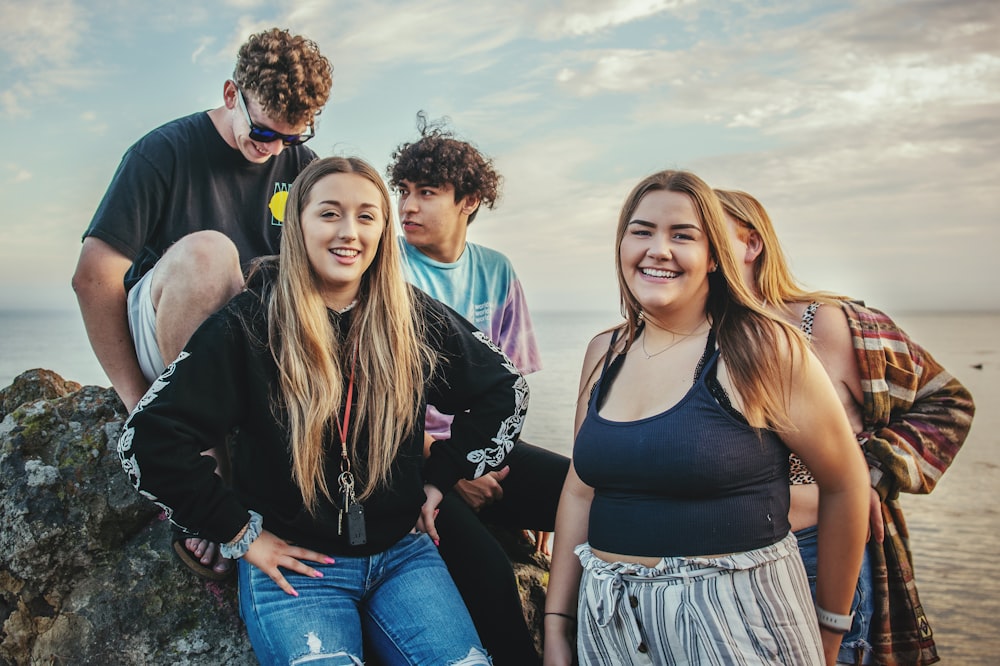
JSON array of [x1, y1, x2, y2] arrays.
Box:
[[777, 343, 870, 665], [791, 303, 883, 539], [421, 298, 527, 493], [544, 465, 593, 666], [118, 304, 251, 545], [543, 332, 610, 666]]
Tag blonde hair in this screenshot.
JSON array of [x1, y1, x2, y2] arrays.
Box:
[[266, 156, 434, 510], [613, 170, 806, 431], [716, 189, 847, 311]]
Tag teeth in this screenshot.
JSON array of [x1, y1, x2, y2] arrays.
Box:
[[332, 248, 359, 257], [642, 268, 678, 278]]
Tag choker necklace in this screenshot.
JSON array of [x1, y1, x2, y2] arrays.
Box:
[[640, 319, 708, 359], [335, 299, 359, 314]]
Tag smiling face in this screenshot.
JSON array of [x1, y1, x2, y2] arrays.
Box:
[[619, 189, 716, 321], [300, 172, 387, 310], [224, 80, 312, 164]]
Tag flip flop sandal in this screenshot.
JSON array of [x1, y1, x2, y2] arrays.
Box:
[[171, 526, 235, 582]]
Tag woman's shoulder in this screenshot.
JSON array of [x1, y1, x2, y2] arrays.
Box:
[[579, 326, 626, 384], [586, 325, 625, 357], [806, 302, 854, 359]]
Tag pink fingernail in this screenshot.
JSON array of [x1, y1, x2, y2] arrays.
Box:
[[434, 539, 440, 546], [291, 590, 299, 597], [324, 557, 336, 564], [314, 571, 324, 578]]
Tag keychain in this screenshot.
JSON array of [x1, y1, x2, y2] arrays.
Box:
[[333, 342, 366, 545], [338, 470, 367, 545]]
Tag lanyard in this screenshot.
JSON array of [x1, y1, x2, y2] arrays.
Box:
[[334, 342, 358, 475]]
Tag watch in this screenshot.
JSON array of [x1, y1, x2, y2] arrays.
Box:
[[815, 605, 854, 633]]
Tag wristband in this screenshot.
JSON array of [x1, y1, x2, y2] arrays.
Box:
[[219, 510, 263, 560], [544, 611, 577, 623], [815, 604, 854, 633]]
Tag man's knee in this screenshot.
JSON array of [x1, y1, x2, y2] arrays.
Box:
[[153, 231, 243, 305], [161, 231, 240, 274]]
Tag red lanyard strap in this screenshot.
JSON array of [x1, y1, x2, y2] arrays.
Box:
[[335, 342, 358, 474]]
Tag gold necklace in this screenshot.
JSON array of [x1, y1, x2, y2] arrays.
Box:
[[639, 319, 708, 360]]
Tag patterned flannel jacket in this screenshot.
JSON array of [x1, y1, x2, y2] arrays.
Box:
[[844, 301, 975, 666]]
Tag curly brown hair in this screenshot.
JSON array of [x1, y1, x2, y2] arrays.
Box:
[[234, 28, 333, 128], [388, 112, 502, 224]]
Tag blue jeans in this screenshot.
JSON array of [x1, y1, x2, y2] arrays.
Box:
[[795, 525, 874, 665], [238, 531, 490, 665]]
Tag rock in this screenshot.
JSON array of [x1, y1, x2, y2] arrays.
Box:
[[0, 368, 80, 422], [0, 370, 548, 664], [488, 526, 552, 657]]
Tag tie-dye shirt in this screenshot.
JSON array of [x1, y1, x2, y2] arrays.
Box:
[[400, 237, 541, 439]]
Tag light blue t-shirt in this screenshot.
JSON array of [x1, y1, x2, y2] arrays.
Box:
[[400, 237, 542, 438]]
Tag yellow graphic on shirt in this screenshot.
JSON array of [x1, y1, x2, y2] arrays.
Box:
[[269, 189, 289, 226]]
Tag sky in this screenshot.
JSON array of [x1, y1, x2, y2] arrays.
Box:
[[1, 0, 997, 315]]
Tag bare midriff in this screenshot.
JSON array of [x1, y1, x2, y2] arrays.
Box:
[[590, 547, 733, 567], [789, 483, 819, 532]]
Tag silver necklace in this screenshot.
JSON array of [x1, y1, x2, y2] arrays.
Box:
[[336, 299, 359, 314], [639, 320, 708, 359]]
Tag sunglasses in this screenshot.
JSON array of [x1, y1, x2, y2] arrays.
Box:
[[236, 87, 314, 146]]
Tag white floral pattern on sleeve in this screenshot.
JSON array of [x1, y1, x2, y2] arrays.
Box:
[[117, 351, 191, 515], [465, 332, 528, 478]]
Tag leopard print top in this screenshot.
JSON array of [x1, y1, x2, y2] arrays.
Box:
[[789, 302, 821, 485]]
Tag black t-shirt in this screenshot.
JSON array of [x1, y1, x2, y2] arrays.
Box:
[[83, 112, 317, 290]]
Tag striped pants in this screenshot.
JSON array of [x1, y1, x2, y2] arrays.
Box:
[[575, 533, 824, 665]]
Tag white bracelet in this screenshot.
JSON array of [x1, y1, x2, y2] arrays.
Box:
[[815, 604, 854, 633]]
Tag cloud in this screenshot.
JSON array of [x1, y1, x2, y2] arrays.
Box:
[[4, 164, 32, 184], [553, 1, 1000, 123], [546, 1, 1000, 180], [0, 0, 102, 118], [0, 0, 84, 68], [191, 37, 214, 64], [536, 0, 696, 38], [472, 133, 632, 310], [79, 110, 109, 135], [223, 0, 267, 8]]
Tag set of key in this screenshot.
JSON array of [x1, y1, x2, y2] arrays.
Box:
[[338, 471, 366, 546]]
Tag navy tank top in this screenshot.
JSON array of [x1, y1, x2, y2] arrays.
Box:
[[573, 330, 791, 557]]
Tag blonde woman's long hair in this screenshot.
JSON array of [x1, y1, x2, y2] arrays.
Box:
[[715, 189, 848, 312], [613, 170, 807, 431], [266, 156, 434, 511]]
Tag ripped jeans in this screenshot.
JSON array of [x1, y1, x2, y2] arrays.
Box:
[[238, 531, 490, 665]]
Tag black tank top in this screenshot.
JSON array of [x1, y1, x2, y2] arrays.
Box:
[[573, 329, 791, 557]]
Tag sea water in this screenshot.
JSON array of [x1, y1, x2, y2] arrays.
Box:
[[2, 308, 997, 663]]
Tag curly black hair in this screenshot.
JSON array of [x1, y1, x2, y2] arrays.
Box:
[[234, 28, 333, 128], [388, 112, 502, 224]]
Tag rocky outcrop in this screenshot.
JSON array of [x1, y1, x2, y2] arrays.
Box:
[[0, 369, 547, 665]]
